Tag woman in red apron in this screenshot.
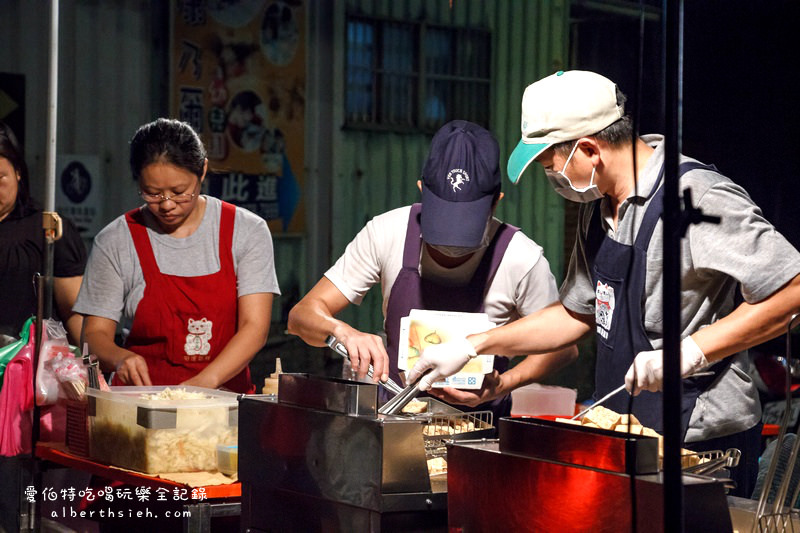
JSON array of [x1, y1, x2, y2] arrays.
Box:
[[81, 118, 274, 394]]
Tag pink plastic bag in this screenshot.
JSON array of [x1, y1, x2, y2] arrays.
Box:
[[39, 403, 66, 444], [0, 320, 70, 455], [0, 326, 34, 456]]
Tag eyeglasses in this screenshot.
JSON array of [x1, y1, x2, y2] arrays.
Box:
[[138, 184, 199, 204]]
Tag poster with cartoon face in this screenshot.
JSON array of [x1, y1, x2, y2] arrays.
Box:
[[171, 0, 304, 234], [595, 280, 615, 332]]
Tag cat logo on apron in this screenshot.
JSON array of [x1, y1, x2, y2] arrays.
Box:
[[184, 317, 213, 358], [595, 280, 615, 339]]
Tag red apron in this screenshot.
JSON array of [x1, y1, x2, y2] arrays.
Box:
[[115, 201, 254, 393]]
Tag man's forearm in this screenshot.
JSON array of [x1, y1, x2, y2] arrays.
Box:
[[288, 300, 347, 347], [470, 302, 592, 357], [693, 273, 800, 362], [499, 346, 580, 393]]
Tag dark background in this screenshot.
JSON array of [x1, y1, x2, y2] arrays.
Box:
[[548, 0, 800, 399], [573, 0, 800, 248], [683, 0, 800, 249]]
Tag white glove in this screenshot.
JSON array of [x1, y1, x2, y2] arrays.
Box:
[[624, 336, 709, 395], [406, 337, 478, 391]]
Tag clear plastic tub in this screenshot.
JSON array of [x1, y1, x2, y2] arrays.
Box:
[[510, 383, 577, 417], [216, 444, 238, 475], [87, 386, 239, 474]]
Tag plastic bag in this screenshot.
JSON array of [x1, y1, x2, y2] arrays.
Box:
[[0, 321, 35, 456], [0, 317, 35, 392], [35, 319, 72, 406], [50, 355, 88, 401]]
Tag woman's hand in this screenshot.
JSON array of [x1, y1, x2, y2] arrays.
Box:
[[83, 315, 152, 386], [114, 353, 152, 386], [180, 372, 219, 390]]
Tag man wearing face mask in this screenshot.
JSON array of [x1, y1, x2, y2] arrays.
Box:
[[407, 71, 800, 496], [288, 120, 577, 421]]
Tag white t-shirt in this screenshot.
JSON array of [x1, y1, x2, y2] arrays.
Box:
[[324, 205, 560, 330]]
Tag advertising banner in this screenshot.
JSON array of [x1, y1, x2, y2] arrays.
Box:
[[171, 0, 304, 233]]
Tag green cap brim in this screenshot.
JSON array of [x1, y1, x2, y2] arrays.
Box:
[[506, 140, 552, 184]]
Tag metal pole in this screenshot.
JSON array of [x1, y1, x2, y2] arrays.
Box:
[[34, 0, 60, 435], [26, 2, 59, 531], [662, 0, 684, 531], [45, 0, 59, 214]]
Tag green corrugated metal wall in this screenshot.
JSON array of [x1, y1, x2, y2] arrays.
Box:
[[328, 0, 570, 334]]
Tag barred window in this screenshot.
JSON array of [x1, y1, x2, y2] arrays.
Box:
[[345, 15, 491, 133]]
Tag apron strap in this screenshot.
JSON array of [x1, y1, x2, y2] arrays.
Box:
[[469, 222, 518, 298], [218, 201, 236, 274], [125, 208, 160, 280], [634, 161, 719, 251], [402, 204, 424, 270]]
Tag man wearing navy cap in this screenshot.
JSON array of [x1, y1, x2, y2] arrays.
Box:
[[289, 120, 577, 419], [408, 71, 800, 496]]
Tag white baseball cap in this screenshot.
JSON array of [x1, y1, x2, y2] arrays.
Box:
[[507, 70, 624, 184]]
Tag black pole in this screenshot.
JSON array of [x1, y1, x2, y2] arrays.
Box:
[[662, 0, 683, 531]]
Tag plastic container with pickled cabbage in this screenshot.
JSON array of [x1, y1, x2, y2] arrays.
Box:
[[87, 386, 238, 474]]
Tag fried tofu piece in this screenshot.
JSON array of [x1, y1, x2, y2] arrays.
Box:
[[427, 456, 447, 476], [614, 424, 644, 435], [618, 414, 641, 426], [681, 449, 702, 468], [582, 405, 621, 429], [641, 427, 660, 438], [401, 399, 428, 414]]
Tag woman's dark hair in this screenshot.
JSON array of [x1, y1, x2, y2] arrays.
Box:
[[129, 118, 207, 181], [0, 121, 32, 211]]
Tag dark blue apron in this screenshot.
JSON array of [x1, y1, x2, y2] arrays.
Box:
[[586, 162, 731, 435], [384, 203, 518, 420]]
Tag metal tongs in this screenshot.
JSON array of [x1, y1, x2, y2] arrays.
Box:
[[754, 313, 800, 529], [377, 374, 429, 416], [83, 342, 100, 389], [325, 335, 404, 395], [682, 448, 741, 476], [570, 370, 716, 421]]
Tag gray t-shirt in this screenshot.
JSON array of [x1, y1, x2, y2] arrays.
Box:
[[560, 135, 800, 441], [74, 196, 280, 327]]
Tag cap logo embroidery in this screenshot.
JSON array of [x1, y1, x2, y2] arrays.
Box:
[[446, 168, 470, 192]]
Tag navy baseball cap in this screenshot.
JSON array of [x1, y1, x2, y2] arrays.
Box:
[[421, 120, 501, 247]]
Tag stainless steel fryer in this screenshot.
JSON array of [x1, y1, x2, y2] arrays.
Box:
[[446, 416, 734, 532], [238, 373, 494, 532]]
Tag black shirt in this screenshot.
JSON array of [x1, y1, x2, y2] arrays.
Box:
[[0, 203, 87, 338]]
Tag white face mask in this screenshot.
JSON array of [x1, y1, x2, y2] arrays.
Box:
[[429, 244, 479, 258], [428, 215, 494, 258], [544, 142, 603, 203]]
